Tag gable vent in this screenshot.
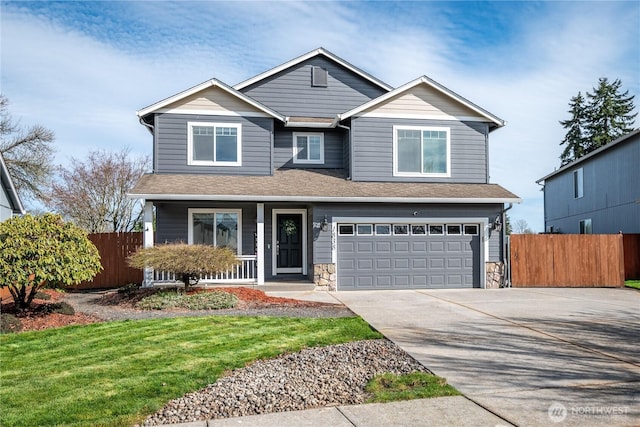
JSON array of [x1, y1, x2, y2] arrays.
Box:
[[311, 66, 328, 87]]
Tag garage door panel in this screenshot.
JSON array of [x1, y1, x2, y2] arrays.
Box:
[[337, 223, 480, 290], [357, 258, 373, 270], [394, 241, 410, 252], [412, 258, 427, 269], [394, 259, 409, 269], [412, 241, 427, 252]]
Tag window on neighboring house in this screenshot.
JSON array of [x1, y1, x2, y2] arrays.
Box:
[[188, 208, 242, 254], [579, 219, 592, 234], [293, 132, 324, 164], [573, 168, 583, 198], [188, 122, 241, 166], [393, 126, 450, 177]]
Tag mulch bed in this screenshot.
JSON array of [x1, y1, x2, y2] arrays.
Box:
[[2, 287, 336, 333]]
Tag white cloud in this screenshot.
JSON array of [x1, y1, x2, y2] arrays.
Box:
[[1, 1, 638, 229]]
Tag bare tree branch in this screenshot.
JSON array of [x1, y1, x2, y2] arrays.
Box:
[[0, 95, 56, 203], [47, 148, 150, 232]]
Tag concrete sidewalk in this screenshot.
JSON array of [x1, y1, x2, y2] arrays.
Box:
[[166, 396, 512, 427]]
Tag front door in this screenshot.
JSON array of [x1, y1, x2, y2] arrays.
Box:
[[276, 213, 303, 273]]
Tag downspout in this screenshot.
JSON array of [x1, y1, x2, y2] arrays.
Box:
[[501, 203, 514, 287], [139, 115, 156, 172], [337, 122, 351, 180]]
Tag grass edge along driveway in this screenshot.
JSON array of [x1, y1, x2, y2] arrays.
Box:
[[0, 315, 381, 427]]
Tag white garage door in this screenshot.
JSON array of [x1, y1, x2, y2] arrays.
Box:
[[337, 223, 480, 290]]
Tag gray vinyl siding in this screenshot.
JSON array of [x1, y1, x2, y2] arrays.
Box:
[[274, 128, 345, 169], [154, 113, 273, 175], [310, 203, 504, 263], [543, 135, 640, 234], [155, 202, 257, 256], [240, 57, 387, 118], [0, 186, 12, 221], [351, 117, 489, 183]]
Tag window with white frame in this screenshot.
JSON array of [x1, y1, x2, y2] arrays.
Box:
[[393, 126, 450, 176], [579, 219, 592, 234], [188, 122, 241, 166], [188, 209, 242, 254], [573, 168, 584, 198], [293, 132, 324, 164]]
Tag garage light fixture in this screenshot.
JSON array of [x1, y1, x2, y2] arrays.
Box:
[[321, 216, 330, 232]]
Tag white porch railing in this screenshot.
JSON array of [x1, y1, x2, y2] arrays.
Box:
[[153, 255, 257, 284]]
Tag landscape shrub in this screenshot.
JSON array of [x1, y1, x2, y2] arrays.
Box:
[[34, 291, 51, 300], [0, 214, 102, 311], [128, 244, 239, 289], [49, 302, 75, 316], [136, 290, 239, 310]]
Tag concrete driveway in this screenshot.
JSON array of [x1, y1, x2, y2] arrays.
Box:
[[332, 288, 640, 427]]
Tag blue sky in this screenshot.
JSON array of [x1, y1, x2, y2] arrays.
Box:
[[1, 1, 639, 231]]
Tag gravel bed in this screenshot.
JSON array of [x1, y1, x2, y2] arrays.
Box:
[[142, 339, 428, 425], [63, 291, 355, 321]]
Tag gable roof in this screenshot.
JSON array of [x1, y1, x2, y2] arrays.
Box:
[[537, 128, 640, 183], [0, 153, 25, 216], [136, 79, 285, 121], [129, 169, 521, 204], [340, 76, 505, 130], [233, 47, 393, 92]]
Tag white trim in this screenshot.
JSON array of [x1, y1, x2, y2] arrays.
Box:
[[187, 208, 243, 255], [256, 203, 265, 285], [272, 209, 307, 276], [187, 122, 242, 167], [292, 132, 325, 164], [142, 200, 155, 288], [0, 154, 25, 215], [234, 47, 392, 92], [331, 216, 488, 290], [357, 112, 492, 123], [137, 78, 285, 121], [340, 76, 505, 128], [129, 193, 523, 204], [573, 168, 584, 199], [393, 125, 451, 178], [285, 119, 337, 128], [155, 108, 273, 118]]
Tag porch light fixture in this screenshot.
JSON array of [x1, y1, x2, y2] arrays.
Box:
[[321, 216, 330, 232]]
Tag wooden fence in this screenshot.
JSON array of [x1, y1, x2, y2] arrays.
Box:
[[510, 234, 636, 287], [75, 232, 144, 289], [623, 234, 640, 280]]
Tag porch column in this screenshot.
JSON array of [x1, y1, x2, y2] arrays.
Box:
[[256, 203, 265, 285], [142, 200, 154, 288]]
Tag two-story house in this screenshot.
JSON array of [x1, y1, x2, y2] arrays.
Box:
[[537, 129, 640, 234], [130, 48, 520, 290], [0, 153, 25, 221]]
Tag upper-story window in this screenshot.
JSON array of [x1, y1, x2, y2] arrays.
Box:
[[393, 126, 450, 177], [293, 132, 324, 164], [188, 122, 242, 166], [573, 168, 583, 198]]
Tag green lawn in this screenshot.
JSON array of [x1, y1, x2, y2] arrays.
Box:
[[0, 316, 381, 427], [625, 280, 640, 290]]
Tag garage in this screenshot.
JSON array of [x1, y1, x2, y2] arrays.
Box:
[[337, 222, 481, 290]]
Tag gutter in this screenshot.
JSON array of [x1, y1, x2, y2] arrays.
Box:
[[127, 193, 523, 204]]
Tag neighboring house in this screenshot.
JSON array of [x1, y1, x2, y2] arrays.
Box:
[[537, 129, 640, 234], [130, 48, 520, 290], [0, 153, 25, 221]]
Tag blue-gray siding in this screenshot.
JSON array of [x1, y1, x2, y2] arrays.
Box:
[[350, 117, 489, 183], [274, 128, 345, 169], [153, 201, 503, 281], [240, 57, 387, 118], [154, 114, 273, 175], [543, 135, 640, 234]]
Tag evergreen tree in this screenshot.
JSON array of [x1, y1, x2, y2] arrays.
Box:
[[584, 78, 636, 152], [558, 78, 637, 166], [559, 92, 588, 166]]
